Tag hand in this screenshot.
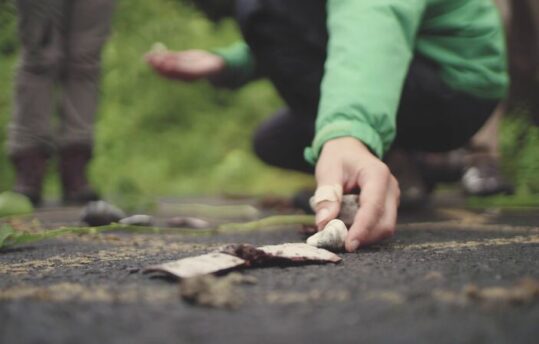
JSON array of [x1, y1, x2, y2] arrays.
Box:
[[314, 137, 400, 252], [145, 49, 226, 81]]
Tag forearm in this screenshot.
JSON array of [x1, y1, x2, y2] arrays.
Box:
[[305, 0, 426, 163]]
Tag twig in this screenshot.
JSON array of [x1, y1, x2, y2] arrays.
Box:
[[217, 215, 315, 233]]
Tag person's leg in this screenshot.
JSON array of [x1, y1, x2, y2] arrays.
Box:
[[56, 0, 114, 204], [411, 0, 513, 196], [236, 0, 327, 119], [253, 108, 315, 174], [391, 58, 499, 204], [461, 107, 514, 195], [416, 109, 513, 197], [57, 0, 114, 150], [8, 0, 64, 205], [236, 0, 325, 173], [394, 58, 498, 152]]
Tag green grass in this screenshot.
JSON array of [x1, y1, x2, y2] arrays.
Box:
[[92, 0, 315, 207]]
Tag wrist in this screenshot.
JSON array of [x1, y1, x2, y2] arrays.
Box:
[[322, 137, 373, 156]]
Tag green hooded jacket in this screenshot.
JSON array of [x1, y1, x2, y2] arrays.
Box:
[[215, 0, 508, 163]]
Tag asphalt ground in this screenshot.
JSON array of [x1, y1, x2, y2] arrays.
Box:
[[1, 198, 538, 344]]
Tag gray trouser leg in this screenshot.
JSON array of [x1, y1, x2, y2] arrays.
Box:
[[8, 0, 64, 156], [7, 0, 114, 156], [57, 0, 114, 150]]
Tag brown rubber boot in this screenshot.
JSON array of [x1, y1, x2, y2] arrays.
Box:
[[10, 150, 49, 206], [59, 145, 100, 205]]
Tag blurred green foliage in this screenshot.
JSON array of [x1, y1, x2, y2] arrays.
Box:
[[0, 0, 313, 207], [0, 0, 538, 208], [0, 0, 17, 55], [0, 1, 17, 192], [500, 108, 539, 193]]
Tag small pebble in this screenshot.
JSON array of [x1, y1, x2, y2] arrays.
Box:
[[81, 201, 126, 226], [119, 214, 153, 226], [167, 216, 211, 229], [306, 219, 348, 251], [338, 194, 359, 226]]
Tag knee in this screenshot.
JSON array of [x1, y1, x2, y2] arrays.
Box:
[[19, 49, 61, 77], [252, 118, 313, 173], [64, 37, 106, 79], [252, 125, 274, 165], [64, 52, 102, 80]]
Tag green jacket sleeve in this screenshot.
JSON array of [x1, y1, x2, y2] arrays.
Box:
[[211, 42, 257, 89], [304, 0, 427, 163]]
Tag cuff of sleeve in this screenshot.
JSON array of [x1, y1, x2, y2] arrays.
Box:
[[211, 42, 253, 73], [211, 43, 256, 89], [304, 121, 385, 165]]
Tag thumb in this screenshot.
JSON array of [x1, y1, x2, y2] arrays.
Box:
[[312, 183, 343, 230]]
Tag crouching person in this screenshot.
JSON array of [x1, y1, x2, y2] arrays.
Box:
[[146, 0, 508, 251]]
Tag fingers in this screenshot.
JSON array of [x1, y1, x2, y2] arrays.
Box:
[[314, 138, 399, 252], [368, 176, 399, 243], [145, 50, 224, 81], [345, 164, 398, 252], [145, 51, 197, 80], [145, 52, 176, 75], [314, 165, 344, 230], [315, 201, 338, 227]]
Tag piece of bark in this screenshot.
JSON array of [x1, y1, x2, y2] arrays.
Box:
[[144, 253, 246, 279], [145, 243, 341, 280], [257, 243, 342, 263], [220, 243, 342, 264], [219, 244, 270, 265]]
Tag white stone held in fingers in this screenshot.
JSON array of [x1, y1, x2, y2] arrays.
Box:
[[306, 219, 348, 251], [309, 193, 359, 227], [338, 194, 359, 226]]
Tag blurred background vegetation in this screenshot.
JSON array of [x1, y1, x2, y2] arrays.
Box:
[[0, 0, 314, 208], [0, 0, 538, 208]]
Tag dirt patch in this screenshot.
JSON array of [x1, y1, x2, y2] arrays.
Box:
[[179, 273, 257, 309], [393, 234, 539, 252], [433, 278, 539, 308], [0, 282, 176, 304], [265, 289, 350, 305], [436, 208, 495, 225]]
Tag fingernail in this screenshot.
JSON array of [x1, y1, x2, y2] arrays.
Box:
[[348, 240, 360, 252], [316, 208, 330, 225]]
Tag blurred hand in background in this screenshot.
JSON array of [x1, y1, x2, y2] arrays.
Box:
[[145, 50, 226, 81]]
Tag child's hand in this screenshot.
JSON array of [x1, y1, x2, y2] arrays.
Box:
[[314, 137, 400, 252], [145, 49, 226, 81]]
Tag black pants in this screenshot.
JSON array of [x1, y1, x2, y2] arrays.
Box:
[[236, 0, 498, 173]]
